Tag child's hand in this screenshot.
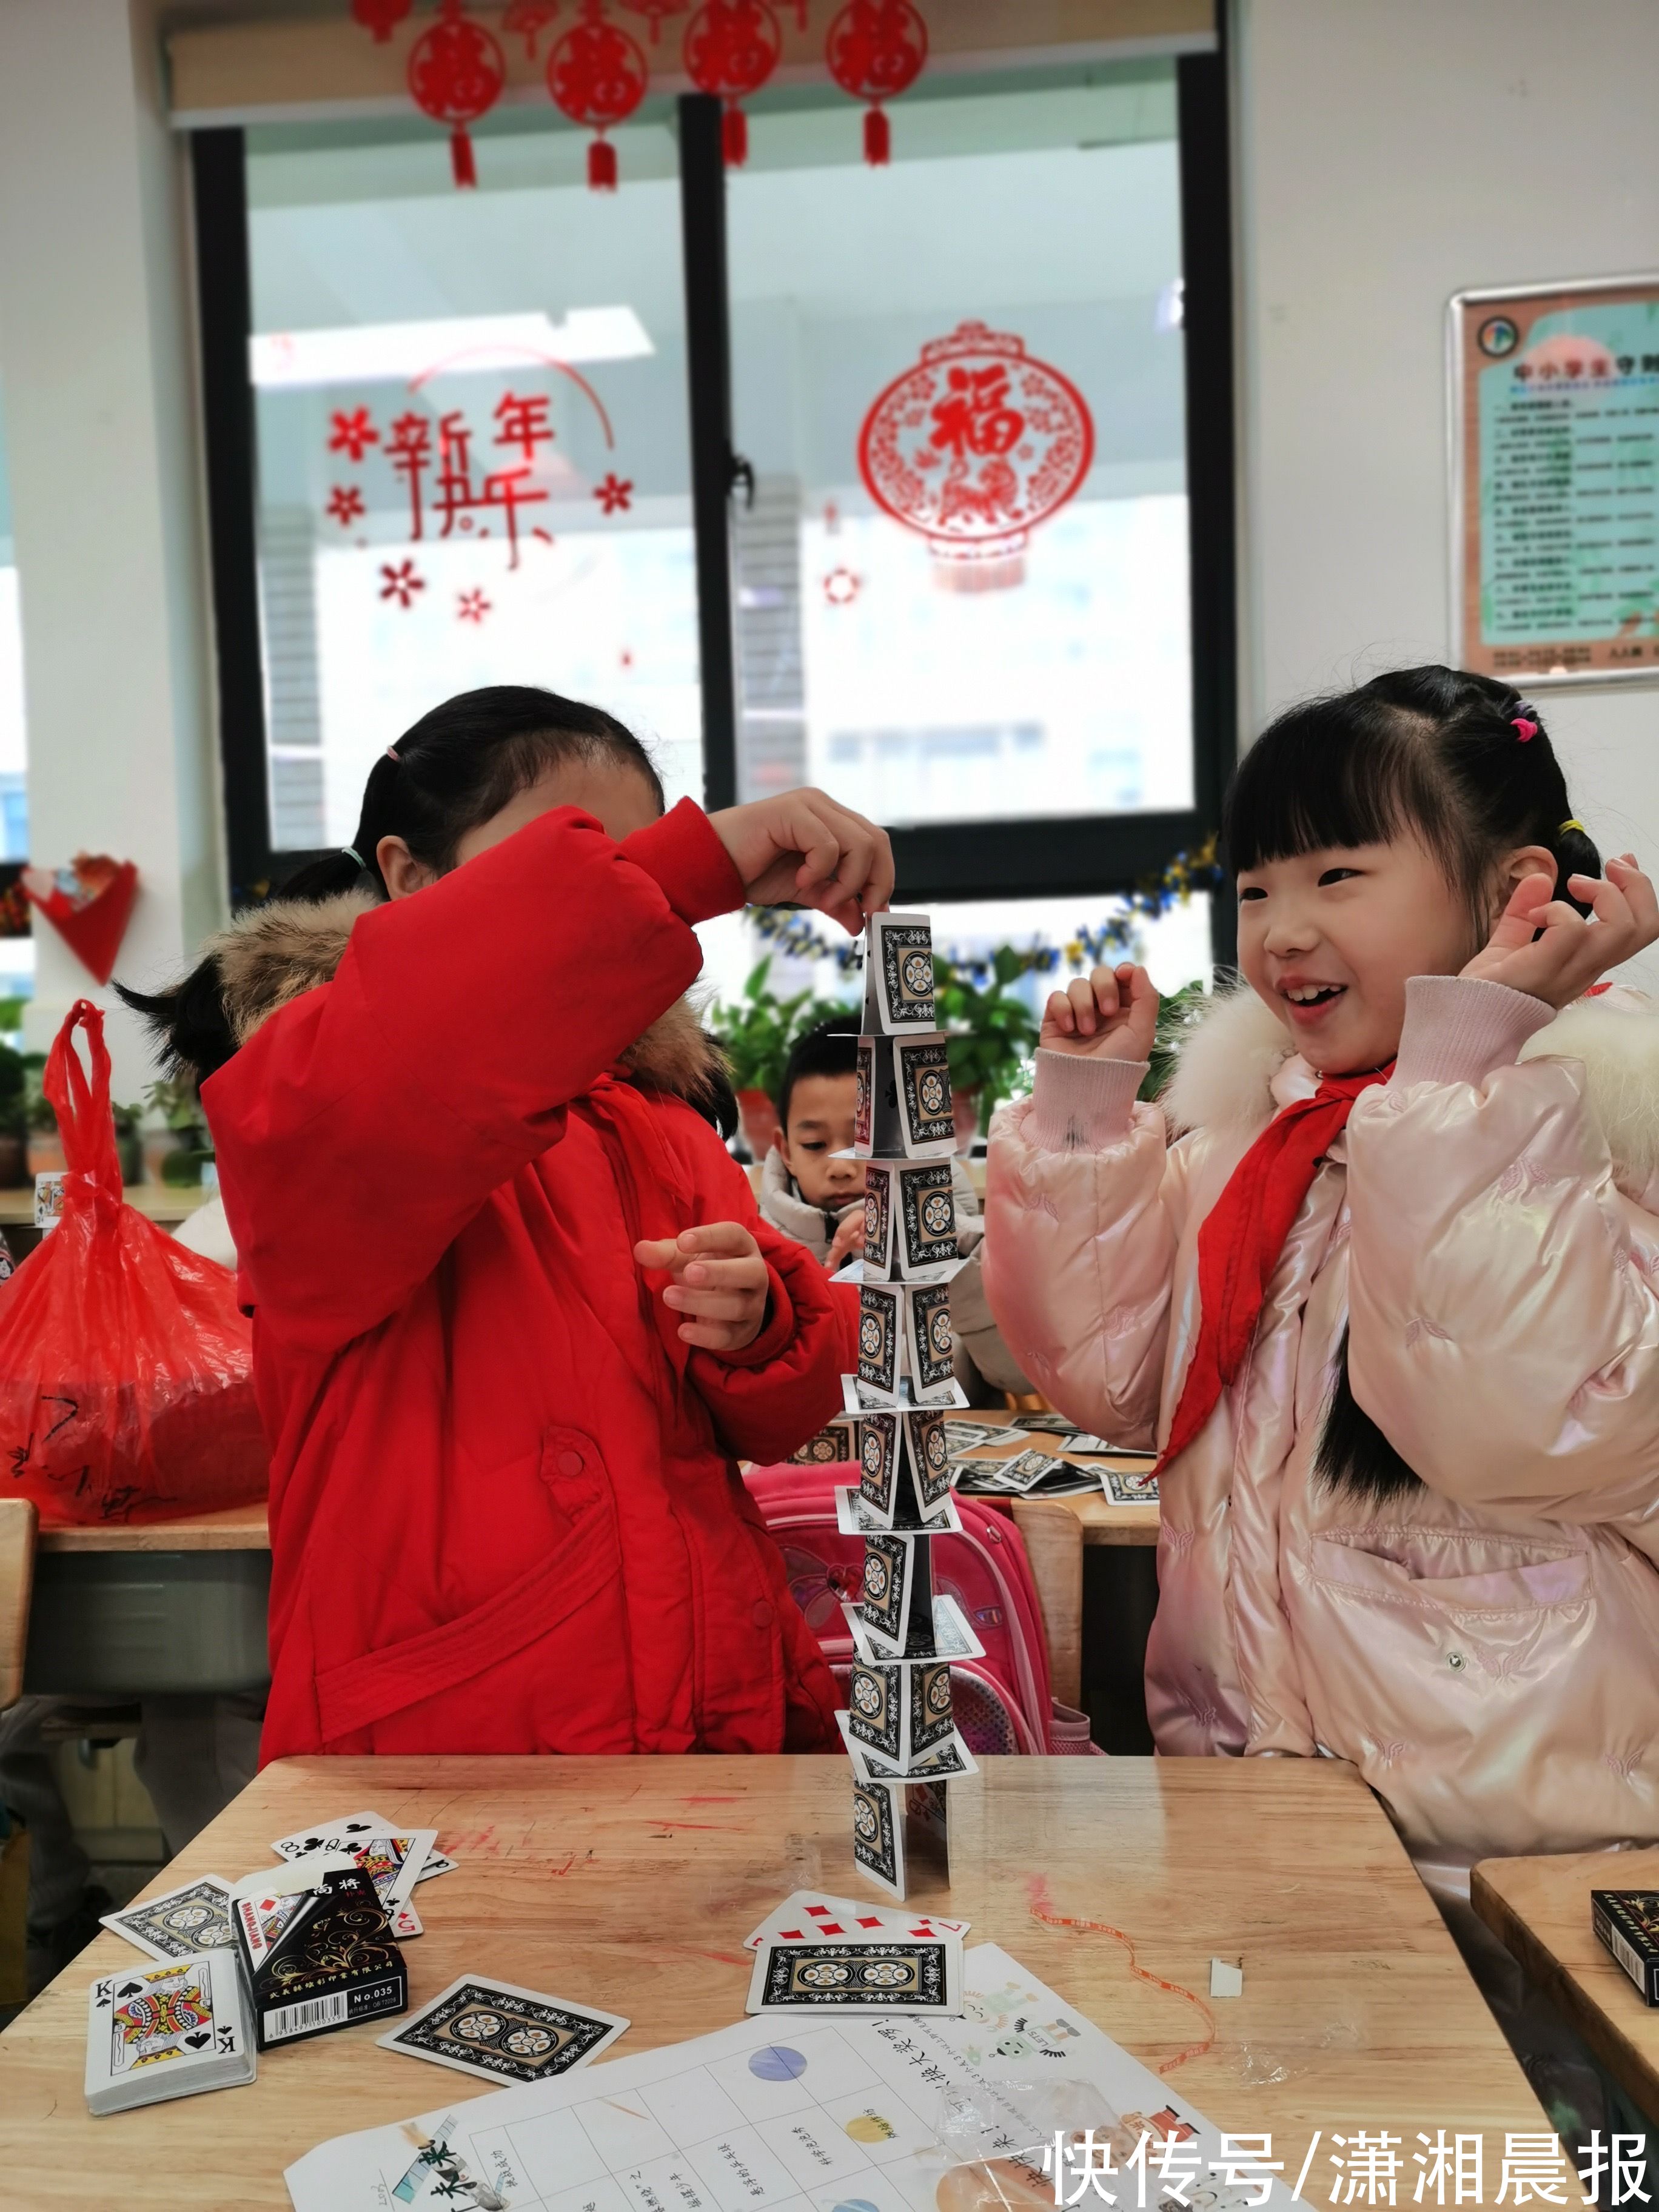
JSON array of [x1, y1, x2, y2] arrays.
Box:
[[1041, 962, 1161, 1061], [825, 1208, 866, 1272], [708, 789, 894, 935], [1460, 856, 1659, 1007], [634, 1222, 770, 1353]]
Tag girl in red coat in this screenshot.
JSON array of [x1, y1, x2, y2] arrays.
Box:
[[125, 687, 886, 1761]]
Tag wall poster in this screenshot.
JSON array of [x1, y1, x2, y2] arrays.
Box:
[[1453, 273, 1659, 685]]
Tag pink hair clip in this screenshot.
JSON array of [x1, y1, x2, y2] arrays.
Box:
[[1511, 716, 1538, 741], [385, 746, 401, 762]]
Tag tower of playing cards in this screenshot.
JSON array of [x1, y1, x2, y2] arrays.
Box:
[[834, 912, 984, 1902]]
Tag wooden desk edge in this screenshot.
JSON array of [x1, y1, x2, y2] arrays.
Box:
[[35, 1503, 270, 1553], [1471, 1858, 1659, 2120]]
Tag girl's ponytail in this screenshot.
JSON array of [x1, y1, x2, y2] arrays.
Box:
[[276, 750, 404, 905]]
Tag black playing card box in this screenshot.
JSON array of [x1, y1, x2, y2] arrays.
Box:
[[230, 1856, 407, 2050], [1592, 1890, 1659, 2003]]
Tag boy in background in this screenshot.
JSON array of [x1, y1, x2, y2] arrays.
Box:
[[758, 1019, 1032, 1403]]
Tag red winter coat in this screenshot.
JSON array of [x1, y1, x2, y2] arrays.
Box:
[[204, 800, 848, 1760]]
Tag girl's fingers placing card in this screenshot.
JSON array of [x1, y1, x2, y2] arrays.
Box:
[[709, 790, 894, 933]]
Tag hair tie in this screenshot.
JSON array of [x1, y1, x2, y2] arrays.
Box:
[[1559, 819, 1587, 837], [385, 746, 401, 763], [1512, 715, 1538, 741], [342, 846, 366, 870]]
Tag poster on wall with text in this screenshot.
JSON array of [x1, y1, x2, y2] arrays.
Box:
[[1453, 272, 1659, 686]]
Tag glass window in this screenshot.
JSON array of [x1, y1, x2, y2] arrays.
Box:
[[244, 114, 702, 851], [726, 65, 1191, 826]]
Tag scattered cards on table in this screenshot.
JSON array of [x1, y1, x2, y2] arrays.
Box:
[[941, 1419, 1010, 1456], [1103, 1467, 1159, 1504], [85, 1950, 254, 2114], [746, 1933, 964, 2016], [99, 1875, 236, 1963], [955, 1448, 1097, 1497], [378, 1976, 628, 2087]]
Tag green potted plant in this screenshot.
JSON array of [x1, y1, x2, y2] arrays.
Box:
[[110, 1100, 145, 1186], [1139, 976, 1211, 1104], [144, 1075, 213, 1187], [0, 1040, 25, 1188], [935, 948, 1042, 1144], [23, 1052, 62, 1179], [710, 957, 854, 1158]]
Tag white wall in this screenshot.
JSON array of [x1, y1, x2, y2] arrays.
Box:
[[0, 0, 222, 1099], [1234, 0, 1659, 984]]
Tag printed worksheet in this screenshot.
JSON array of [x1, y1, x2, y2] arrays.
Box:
[[286, 1945, 1292, 2211]]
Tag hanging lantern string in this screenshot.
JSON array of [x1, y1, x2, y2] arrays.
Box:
[[826, 0, 928, 167], [407, 0, 507, 189], [682, 0, 782, 167], [548, 0, 649, 191]]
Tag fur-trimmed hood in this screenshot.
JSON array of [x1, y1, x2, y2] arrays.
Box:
[[1162, 979, 1659, 1205], [204, 889, 727, 1104]]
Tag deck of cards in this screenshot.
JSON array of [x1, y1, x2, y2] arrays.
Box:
[[85, 1951, 255, 2114]]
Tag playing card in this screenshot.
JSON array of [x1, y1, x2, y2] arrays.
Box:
[[100, 1875, 236, 1963], [990, 1447, 1070, 1493], [852, 1773, 904, 1895], [847, 1652, 954, 1769], [85, 1951, 253, 2114], [857, 1410, 902, 1518], [1012, 1412, 1076, 1433], [746, 1934, 962, 2015], [837, 1706, 980, 1786], [857, 1278, 903, 1399], [844, 1369, 968, 1416], [905, 1278, 957, 1401], [741, 1888, 970, 1950], [858, 1529, 917, 1654], [892, 1033, 956, 1157], [1064, 1433, 1121, 1455], [843, 1589, 982, 1667], [834, 1483, 963, 1538], [271, 1815, 438, 1911], [789, 1421, 854, 1466], [378, 1976, 626, 2087], [862, 1167, 893, 1272], [1104, 1466, 1160, 1504], [854, 1034, 876, 1151], [863, 911, 937, 1033], [905, 1407, 956, 1512]]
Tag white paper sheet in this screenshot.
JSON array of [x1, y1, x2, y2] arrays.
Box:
[[285, 1943, 1293, 2211]]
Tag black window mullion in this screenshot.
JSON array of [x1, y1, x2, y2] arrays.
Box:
[[677, 92, 740, 814], [1178, 35, 1239, 970], [191, 126, 277, 905]]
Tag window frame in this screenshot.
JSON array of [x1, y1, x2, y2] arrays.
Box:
[[191, 48, 1237, 962]]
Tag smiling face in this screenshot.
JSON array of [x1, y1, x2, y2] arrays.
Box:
[[1236, 834, 1478, 1073]]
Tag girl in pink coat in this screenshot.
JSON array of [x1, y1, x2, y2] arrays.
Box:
[[985, 666, 1659, 1926]]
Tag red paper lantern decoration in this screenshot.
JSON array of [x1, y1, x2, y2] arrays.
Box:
[[857, 321, 1094, 585], [407, 0, 507, 189], [503, 0, 561, 56], [547, 0, 649, 189], [825, 0, 926, 165], [352, 0, 414, 39], [615, 0, 691, 41], [682, 0, 780, 166]]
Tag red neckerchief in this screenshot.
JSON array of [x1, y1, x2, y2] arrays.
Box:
[[1156, 1061, 1394, 1472]]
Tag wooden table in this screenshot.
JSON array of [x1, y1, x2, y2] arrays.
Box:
[[1474, 1845, 1659, 2125], [953, 1411, 1159, 1709], [24, 1504, 270, 1700], [0, 1185, 214, 1228], [0, 1754, 1540, 2206]]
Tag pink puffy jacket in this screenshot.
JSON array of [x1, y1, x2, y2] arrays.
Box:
[[984, 974, 1659, 1894]]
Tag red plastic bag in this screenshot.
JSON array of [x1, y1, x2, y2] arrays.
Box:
[[0, 1000, 268, 1524]]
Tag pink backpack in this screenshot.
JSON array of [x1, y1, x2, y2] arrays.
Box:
[[743, 1461, 1098, 1755]]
